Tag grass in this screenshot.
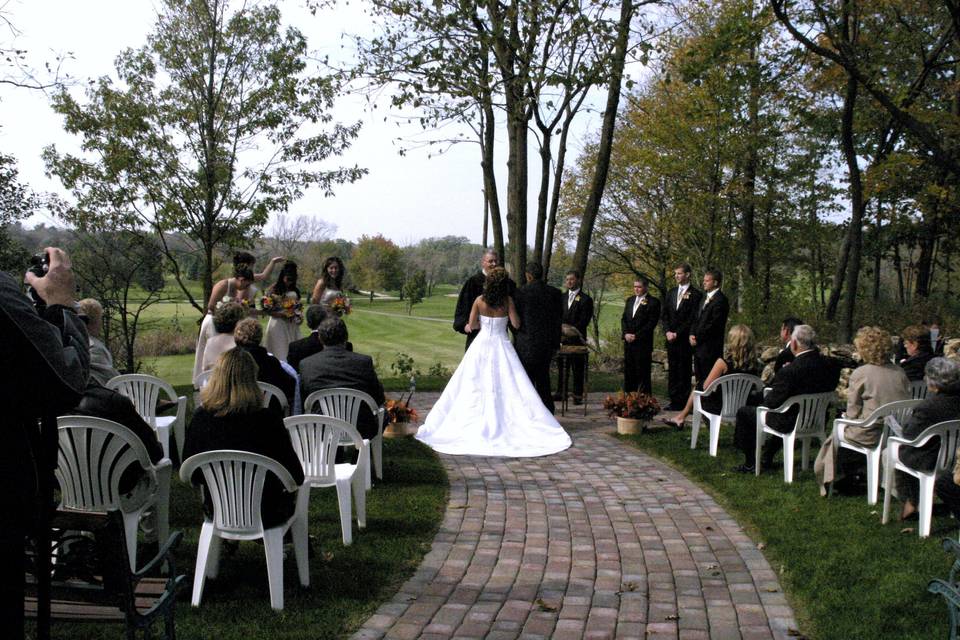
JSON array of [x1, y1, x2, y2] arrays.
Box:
[[619, 425, 956, 640], [36, 436, 448, 640]]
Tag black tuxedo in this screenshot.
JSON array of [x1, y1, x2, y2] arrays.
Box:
[[558, 290, 594, 398], [300, 344, 386, 440], [660, 285, 702, 406], [236, 344, 296, 410], [692, 289, 730, 387], [734, 349, 841, 467], [774, 347, 794, 373], [286, 332, 323, 374], [621, 294, 660, 394], [453, 272, 516, 351], [514, 280, 564, 412]]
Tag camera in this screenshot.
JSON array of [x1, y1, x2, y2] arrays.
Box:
[[27, 252, 49, 313]]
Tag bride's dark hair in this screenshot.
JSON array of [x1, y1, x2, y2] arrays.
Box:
[[482, 267, 509, 307]]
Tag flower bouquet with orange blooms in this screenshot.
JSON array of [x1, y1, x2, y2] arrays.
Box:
[[329, 295, 351, 317], [260, 294, 303, 323], [602, 391, 660, 421]]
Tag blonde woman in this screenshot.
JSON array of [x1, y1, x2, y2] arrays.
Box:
[[182, 349, 303, 527], [814, 326, 910, 495], [662, 324, 762, 428]]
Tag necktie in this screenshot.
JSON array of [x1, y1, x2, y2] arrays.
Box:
[[676, 286, 685, 310], [633, 297, 641, 316]]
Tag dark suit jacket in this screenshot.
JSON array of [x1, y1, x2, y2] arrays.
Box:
[[622, 295, 661, 351], [287, 333, 324, 373], [237, 344, 296, 407], [660, 286, 702, 338], [453, 272, 516, 335], [900, 351, 934, 382], [562, 290, 594, 343], [514, 280, 563, 363], [774, 347, 794, 373], [300, 344, 386, 439], [693, 290, 730, 358], [761, 349, 841, 432], [900, 391, 960, 471]]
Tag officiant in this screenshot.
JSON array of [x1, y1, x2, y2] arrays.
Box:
[[453, 249, 515, 351]]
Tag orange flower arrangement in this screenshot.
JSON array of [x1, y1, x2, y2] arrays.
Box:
[[602, 391, 660, 420]]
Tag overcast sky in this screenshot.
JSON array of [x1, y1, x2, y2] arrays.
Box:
[[0, 0, 610, 246]]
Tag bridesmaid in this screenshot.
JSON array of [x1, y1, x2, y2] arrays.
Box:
[[310, 256, 347, 309], [262, 260, 302, 362]]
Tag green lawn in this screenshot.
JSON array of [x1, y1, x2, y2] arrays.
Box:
[[620, 426, 956, 640]]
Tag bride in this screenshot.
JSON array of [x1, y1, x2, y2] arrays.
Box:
[[416, 267, 572, 457]]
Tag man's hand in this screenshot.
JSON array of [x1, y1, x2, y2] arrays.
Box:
[[666, 331, 676, 342], [624, 333, 636, 343], [25, 247, 76, 308], [689, 335, 697, 347], [270, 256, 286, 265]]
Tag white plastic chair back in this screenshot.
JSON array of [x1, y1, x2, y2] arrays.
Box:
[[792, 392, 834, 436], [303, 388, 386, 482], [106, 373, 186, 459], [179, 450, 297, 537], [285, 415, 363, 485], [911, 380, 929, 400], [195, 370, 213, 390], [714, 374, 763, 418], [258, 381, 290, 416], [935, 421, 960, 474]]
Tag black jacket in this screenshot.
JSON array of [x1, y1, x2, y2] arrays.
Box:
[[900, 351, 934, 382], [900, 391, 960, 471], [761, 349, 841, 432], [621, 295, 661, 351], [562, 290, 594, 343], [236, 343, 296, 407], [693, 290, 730, 358], [300, 345, 385, 440], [660, 285, 702, 338], [287, 333, 324, 374], [514, 280, 563, 363]]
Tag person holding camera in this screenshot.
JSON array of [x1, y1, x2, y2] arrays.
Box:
[[1, 247, 90, 638]]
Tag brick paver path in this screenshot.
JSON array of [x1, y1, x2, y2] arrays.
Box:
[[353, 396, 798, 640]]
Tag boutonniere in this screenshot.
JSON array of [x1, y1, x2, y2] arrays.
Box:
[[639, 297, 648, 306], [681, 292, 690, 300], [574, 295, 581, 303]]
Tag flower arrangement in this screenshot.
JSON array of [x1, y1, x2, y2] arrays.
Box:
[[385, 378, 418, 424], [602, 391, 660, 421], [329, 295, 351, 317], [215, 296, 252, 311], [260, 293, 303, 323]]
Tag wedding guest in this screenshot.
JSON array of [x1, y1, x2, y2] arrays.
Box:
[[690, 268, 730, 390], [300, 317, 385, 440], [557, 270, 593, 405], [774, 316, 804, 374], [896, 357, 960, 520], [78, 297, 121, 385], [233, 317, 296, 410], [899, 324, 934, 381], [287, 305, 327, 373], [927, 315, 946, 356], [813, 326, 910, 495], [199, 302, 246, 375], [262, 260, 302, 362], [621, 278, 660, 394], [182, 349, 303, 528], [514, 262, 563, 412], [660, 263, 702, 410], [662, 324, 762, 429], [454, 249, 515, 351], [310, 256, 347, 309]]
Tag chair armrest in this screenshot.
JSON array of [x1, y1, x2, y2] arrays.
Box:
[[888, 428, 938, 449], [929, 578, 960, 608], [133, 530, 183, 578]]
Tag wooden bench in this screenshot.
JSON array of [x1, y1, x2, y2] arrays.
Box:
[[25, 509, 185, 640], [929, 538, 960, 640]]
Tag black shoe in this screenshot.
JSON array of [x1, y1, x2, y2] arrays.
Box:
[[732, 464, 756, 474]]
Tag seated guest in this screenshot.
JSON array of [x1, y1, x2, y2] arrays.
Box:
[[774, 316, 804, 374], [899, 324, 934, 381], [182, 349, 304, 528], [199, 302, 246, 375], [927, 316, 946, 356], [287, 304, 327, 373], [813, 326, 910, 495], [233, 317, 296, 410], [300, 317, 385, 440], [895, 357, 960, 520], [78, 298, 121, 386], [732, 324, 841, 473], [662, 324, 762, 429]]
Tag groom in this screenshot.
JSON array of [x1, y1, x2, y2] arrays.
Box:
[[453, 248, 515, 351], [514, 262, 563, 413]]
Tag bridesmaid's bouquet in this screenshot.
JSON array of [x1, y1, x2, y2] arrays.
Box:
[[329, 295, 352, 317], [260, 293, 303, 323]]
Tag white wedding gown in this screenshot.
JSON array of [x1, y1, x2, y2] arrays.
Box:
[[416, 315, 572, 457]]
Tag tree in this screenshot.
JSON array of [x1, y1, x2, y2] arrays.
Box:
[[402, 270, 427, 314], [264, 213, 337, 261], [0, 153, 37, 273], [45, 0, 365, 317], [350, 234, 404, 301]]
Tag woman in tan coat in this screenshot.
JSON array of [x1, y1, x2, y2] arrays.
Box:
[[814, 326, 910, 494]]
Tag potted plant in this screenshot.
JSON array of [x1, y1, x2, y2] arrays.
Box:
[[603, 391, 661, 434], [383, 378, 420, 437]]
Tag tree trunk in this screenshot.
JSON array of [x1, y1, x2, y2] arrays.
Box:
[[531, 126, 553, 268], [543, 115, 573, 280], [743, 7, 760, 280], [571, 0, 634, 279], [872, 200, 882, 302], [839, 71, 865, 342], [479, 45, 505, 260], [893, 242, 906, 304]]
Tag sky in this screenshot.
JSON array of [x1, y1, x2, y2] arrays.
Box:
[[0, 0, 610, 247]]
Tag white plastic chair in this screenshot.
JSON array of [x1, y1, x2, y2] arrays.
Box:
[[303, 388, 386, 483], [56, 416, 172, 570], [107, 374, 187, 461], [195, 370, 213, 390], [882, 419, 960, 538], [285, 415, 368, 545], [829, 399, 923, 504], [755, 391, 835, 482], [691, 373, 763, 457], [179, 450, 309, 610], [258, 381, 290, 416], [911, 380, 930, 400]]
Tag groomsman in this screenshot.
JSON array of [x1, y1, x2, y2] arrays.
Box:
[[621, 279, 660, 394], [514, 263, 564, 412], [557, 270, 593, 404], [453, 249, 514, 351], [660, 263, 702, 409], [690, 268, 729, 389]]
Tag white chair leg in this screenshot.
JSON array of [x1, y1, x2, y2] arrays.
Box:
[[192, 522, 215, 607], [373, 435, 383, 480], [881, 461, 894, 525], [292, 517, 310, 587], [205, 534, 222, 579], [156, 470, 171, 546], [335, 479, 353, 545], [353, 472, 367, 529], [866, 453, 879, 505], [784, 436, 795, 483], [919, 475, 935, 538], [801, 438, 811, 470], [690, 411, 702, 449], [263, 527, 286, 610], [755, 427, 764, 477], [155, 424, 172, 461], [122, 511, 140, 570], [364, 446, 373, 491], [708, 416, 721, 457]]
